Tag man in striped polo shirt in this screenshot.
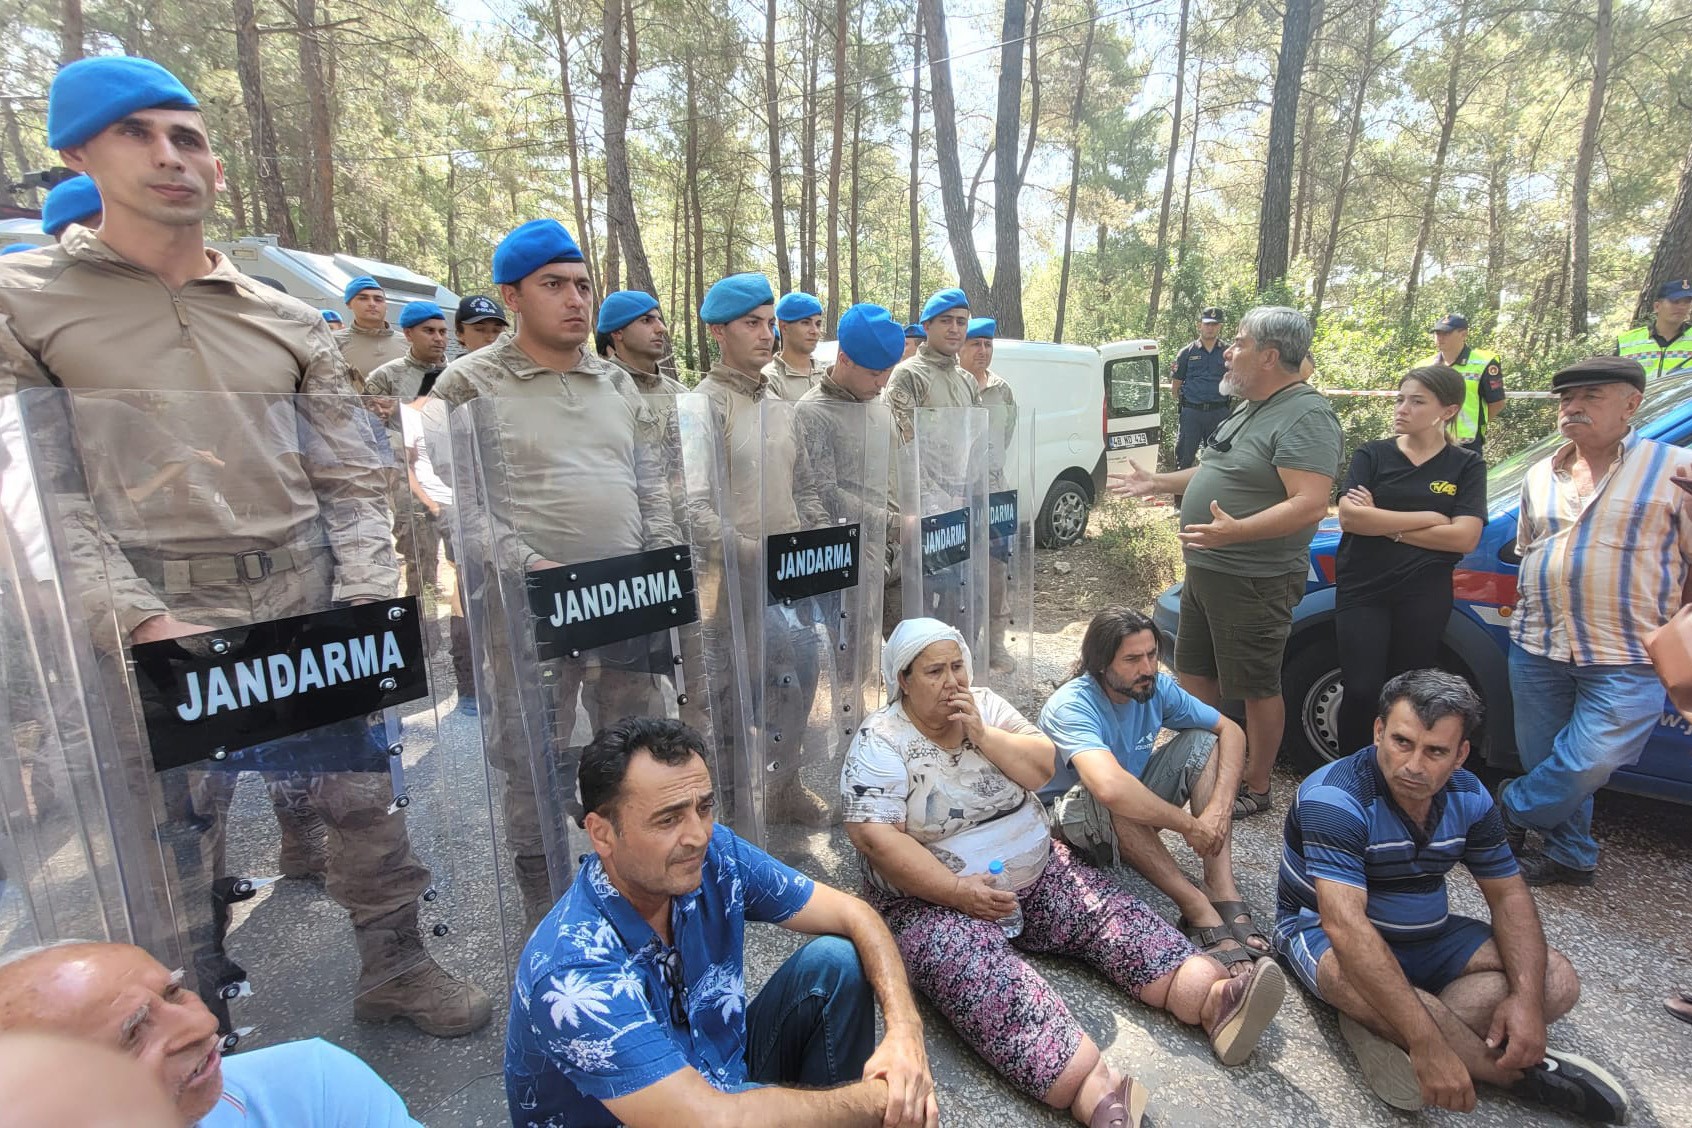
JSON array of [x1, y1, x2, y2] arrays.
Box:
[[1497, 355, 1692, 887], [1274, 670, 1626, 1121]]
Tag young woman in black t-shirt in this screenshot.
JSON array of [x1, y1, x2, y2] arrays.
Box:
[[1334, 365, 1487, 753]]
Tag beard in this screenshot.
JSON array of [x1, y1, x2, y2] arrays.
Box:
[[1219, 372, 1242, 398], [1105, 670, 1157, 702]]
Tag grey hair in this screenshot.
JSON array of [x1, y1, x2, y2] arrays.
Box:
[[1378, 669, 1484, 741], [1237, 306, 1312, 371]]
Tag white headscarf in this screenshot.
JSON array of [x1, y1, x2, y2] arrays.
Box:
[[882, 617, 973, 703]]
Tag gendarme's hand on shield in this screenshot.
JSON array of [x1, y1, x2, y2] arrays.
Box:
[[944, 688, 986, 747], [1108, 463, 1158, 498]]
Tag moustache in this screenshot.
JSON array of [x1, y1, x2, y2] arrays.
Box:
[[1562, 413, 1593, 425]]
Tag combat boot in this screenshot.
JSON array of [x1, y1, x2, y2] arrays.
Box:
[[352, 906, 492, 1037], [766, 775, 836, 828], [989, 630, 1017, 673], [272, 801, 329, 880]]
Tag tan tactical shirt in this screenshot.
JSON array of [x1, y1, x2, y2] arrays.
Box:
[[0, 227, 396, 634], [976, 370, 1018, 486], [431, 337, 679, 570], [694, 364, 827, 549], [883, 343, 981, 444], [334, 323, 407, 389], [762, 351, 825, 402], [798, 375, 899, 574]]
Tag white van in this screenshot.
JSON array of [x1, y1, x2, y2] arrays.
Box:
[[814, 336, 1163, 547], [0, 220, 458, 325]]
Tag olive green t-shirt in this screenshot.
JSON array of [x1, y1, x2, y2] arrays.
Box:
[[1178, 381, 1343, 577]]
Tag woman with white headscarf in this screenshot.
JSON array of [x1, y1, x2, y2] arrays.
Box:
[[842, 619, 1286, 1128]]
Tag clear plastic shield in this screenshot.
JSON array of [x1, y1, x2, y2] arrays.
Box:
[[984, 403, 1038, 708], [715, 396, 890, 854], [2, 386, 508, 1112], [449, 389, 751, 932], [897, 406, 990, 658]]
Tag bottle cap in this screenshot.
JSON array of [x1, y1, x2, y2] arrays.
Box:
[[987, 860, 1005, 874]]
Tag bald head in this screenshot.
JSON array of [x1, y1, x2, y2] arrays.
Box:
[[0, 942, 224, 1125], [0, 1032, 182, 1127]]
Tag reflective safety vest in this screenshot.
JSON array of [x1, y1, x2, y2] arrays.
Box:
[[1422, 347, 1499, 444], [1617, 323, 1692, 382]]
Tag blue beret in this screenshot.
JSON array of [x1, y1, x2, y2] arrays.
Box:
[[320, 309, 344, 324], [48, 56, 199, 151], [1, 243, 37, 256], [837, 304, 906, 372], [920, 288, 970, 323], [41, 174, 102, 237], [597, 290, 661, 334], [399, 301, 445, 329], [343, 276, 381, 303], [700, 273, 775, 325], [493, 219, 584, 286], [966, 317, 996, 340], [776, 292, 823, 321], [905, 323, 926, 339]]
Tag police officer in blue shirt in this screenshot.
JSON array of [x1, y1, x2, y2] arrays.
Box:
[[505, 716, 938, 1128], [1172, 307, 1229, 470]]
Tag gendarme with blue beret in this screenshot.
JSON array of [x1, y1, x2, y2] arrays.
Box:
[[837, 304, 906, 371], [343, 275, 382, 303], [42, 174, 102, 237], [775, 292, 823, 322], [398, 301, 446, 329], [966, 317, 996, 340], [48, 56, 199, 150], [493, 219, 584, 286], [920, 287, 970, 323], [597, 290, 661, 334], [700, 273, 775, 325]]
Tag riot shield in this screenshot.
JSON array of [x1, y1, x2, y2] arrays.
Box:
[[713, 396, 890, 854], [897, 406, 990, 659], [984, 403, 1037, 708], [449, 388, 751, 932], [2, 386, 509, 1114]]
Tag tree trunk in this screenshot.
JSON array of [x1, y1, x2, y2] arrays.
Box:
[[825, 0, 847, 330], [1291, 0, 1325, 260], [764, 0, 791, 293], [1635, 129, 1692, 324], [907, 15, 924, 321], [686, 56, 709, 368], [226, 178, 249, 232], [1569, 0, 1612, 338], [551, 0, 597, 284], [1145, 0, 1190, 334], [920, 0, 992, 306], [800, 28, 818, 294], [1486, 146, 1509, 313], [989, 0, 1028, 334], [1016, 0, 1042, 185], [0, 98, 35, 206], [445, 153, 459, 292], [1255, 0, 1313, 291], [1174, 55, 1204, 276], [668, 186, 683, 316], [1403, 0, 1472, 318], [848, 7, 864, 306], [602, 0, 656, 296], [233, 0, 297, 244], [60, 0, 84, 63], [1552, 229, 1571, 343], [1310, 0, 1379, 325], [1052, 0, 1097, 344], [295, 0, 338, 253]]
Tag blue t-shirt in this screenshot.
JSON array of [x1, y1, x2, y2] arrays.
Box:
[[1275, 747, 1518, 942], [198, 1038, 419, 1127], [505, 823, 815, 1127], [1037, 672, 1220, 801]]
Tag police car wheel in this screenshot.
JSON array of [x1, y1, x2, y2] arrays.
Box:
[[1037, 480, 1090, 548], [1281, 635, 1345, 771]]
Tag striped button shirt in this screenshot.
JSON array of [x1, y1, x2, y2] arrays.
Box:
[[1275, 748, 1518, 944], [1511, 429, 1692, 664]]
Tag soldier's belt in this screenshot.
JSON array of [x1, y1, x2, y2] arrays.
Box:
[[126, 545, 330, 593]]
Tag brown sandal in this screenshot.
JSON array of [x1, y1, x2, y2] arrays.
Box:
[[1209, 960, 1287, 1066], [1088, 1074, 1150, 1128], [1666, 988, 1692, 1025]]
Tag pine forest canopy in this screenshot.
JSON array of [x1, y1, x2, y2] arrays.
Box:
[[3, 0, 1688, 384]]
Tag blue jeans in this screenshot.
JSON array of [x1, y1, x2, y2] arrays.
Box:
[[1503, 644, 1662, 871], [746, 936, 875, 1087]]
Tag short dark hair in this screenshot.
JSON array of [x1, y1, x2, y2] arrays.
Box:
[[578, 716, 708, 825], [1069, 607, 1159, 683], [594, 328, 614, 357], [1378, 669, 1483, 741]]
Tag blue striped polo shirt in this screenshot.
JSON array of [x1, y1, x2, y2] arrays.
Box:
[[1275, 747, 1518, 943]]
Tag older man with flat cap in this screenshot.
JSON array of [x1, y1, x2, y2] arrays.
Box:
[[1496, 356, 1692, 888], [333, 275, 406, 390], [766, 291, 827, 400], [433, 218, 682, 927], [41, 173, 102, 242], [0, 53, 490, 1037]]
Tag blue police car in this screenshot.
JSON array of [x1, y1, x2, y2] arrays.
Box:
[[1153, 372, 1692, 804]]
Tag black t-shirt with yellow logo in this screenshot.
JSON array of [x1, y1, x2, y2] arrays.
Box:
[[1335, 439, 1488, 606]]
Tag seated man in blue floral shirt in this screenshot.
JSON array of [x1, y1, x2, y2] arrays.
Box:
[[505, 716, 938, 1128]]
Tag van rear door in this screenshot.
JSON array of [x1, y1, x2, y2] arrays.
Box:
[[1100, 341, 1161, 476]]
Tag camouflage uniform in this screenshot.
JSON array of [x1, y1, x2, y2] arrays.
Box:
[[977, 370, 1017, 659], [332, 323, 407, 392], [434, 337, 679, 928], [762, 351, 825, 402], [0, 227, 490, 1036], [366, 352, 441, 596]]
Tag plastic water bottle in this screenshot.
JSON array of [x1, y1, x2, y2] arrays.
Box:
[[987, 859, 1023, 938]]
